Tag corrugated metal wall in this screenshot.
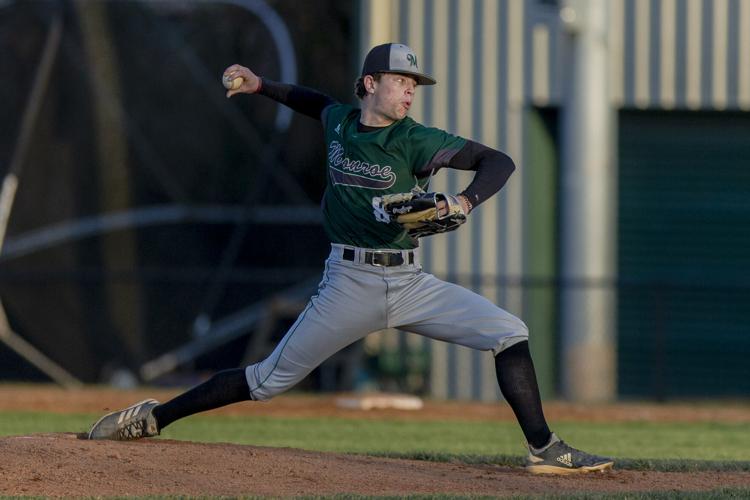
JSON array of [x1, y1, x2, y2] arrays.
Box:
[[358, 0, 750, 401], [610, 0, 750, 110], [532, 0, 750, 110]]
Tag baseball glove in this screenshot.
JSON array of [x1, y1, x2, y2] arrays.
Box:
[[381, 191, 467, 238]]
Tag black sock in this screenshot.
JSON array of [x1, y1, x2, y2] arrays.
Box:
[[494, 341, 552, 449], [151, 368, 252, 431]]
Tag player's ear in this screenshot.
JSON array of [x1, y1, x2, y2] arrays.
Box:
[[363, 74, 377, 94]]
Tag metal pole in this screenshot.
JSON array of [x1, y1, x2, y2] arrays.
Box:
[[0, 15, 63, 248], [0, 301, 83, 388], [559, 0, 617, 401]]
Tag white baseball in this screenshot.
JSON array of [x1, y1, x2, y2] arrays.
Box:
[[222, 74, 243, 90]]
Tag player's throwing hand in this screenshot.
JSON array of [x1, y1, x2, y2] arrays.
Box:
[[222, 64, 261, 98]]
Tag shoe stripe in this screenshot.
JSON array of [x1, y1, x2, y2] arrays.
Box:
[[118, 405, 140, 424], [556, 452, 573, 467]]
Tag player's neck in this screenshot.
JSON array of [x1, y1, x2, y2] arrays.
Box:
[[359, 105, 396, 128], [357, 121, 386, 133]]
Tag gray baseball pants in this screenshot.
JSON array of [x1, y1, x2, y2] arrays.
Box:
[[245, 244, 528, 400]]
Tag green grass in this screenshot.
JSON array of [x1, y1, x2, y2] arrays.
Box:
[[164, 416, 750, 461], [0, 411, 748, 462], [0, 412, 92, 436]]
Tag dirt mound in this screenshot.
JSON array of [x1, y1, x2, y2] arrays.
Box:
[[1, 434, 748, 497]]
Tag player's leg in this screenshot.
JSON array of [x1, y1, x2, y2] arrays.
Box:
[[243, 290, 374, 402], [499, 341, 612, 474], [494, 340, 550, 449], [390, 273, 549, 442], [243, 254, 387, 401], [149, 368, 251, 431], [154, 281, 371, 428], [151, 268, 370, 431], [391, 271, 612, 473], [86, 368, 251, 440], [88, 250, 386, 440]]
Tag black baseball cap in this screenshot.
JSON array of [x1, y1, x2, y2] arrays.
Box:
[[361, 43, 436, 85]]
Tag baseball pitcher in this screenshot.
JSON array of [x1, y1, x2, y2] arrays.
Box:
[[87, 43, 613, 475]]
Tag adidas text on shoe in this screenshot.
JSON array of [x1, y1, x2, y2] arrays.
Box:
[[87, 399, 160, 441], [525, 433, 614, 475]]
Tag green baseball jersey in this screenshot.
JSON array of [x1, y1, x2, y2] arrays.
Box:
[[321, 103, 466, 249]]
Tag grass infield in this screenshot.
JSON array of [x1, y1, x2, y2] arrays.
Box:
[[0, 411, 748, 466]]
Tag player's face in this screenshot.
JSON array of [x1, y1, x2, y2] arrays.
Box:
[[371, 73, 418, 122]]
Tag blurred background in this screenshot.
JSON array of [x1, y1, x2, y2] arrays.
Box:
[[1, 0, 748, 403]]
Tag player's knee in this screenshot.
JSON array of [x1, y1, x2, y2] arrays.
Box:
[[247, 386, 275, 402], [497, 314, 529, 339], [491, 318, 529, 355], [515, 319, 529, 339], [245, 378, 288, 402], [510, 318, 530, 345], [245, 379, 284, 402], [244, 363, 298, 402]]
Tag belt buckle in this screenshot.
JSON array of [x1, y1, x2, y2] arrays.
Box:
[[370, 251, 389, 267]]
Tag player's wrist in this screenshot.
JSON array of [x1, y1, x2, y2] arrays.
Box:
[[457, 193, 473, 214]]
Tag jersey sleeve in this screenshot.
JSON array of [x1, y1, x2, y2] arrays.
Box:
[[407, 123, 467, 177], [322, 103, 354, 132]]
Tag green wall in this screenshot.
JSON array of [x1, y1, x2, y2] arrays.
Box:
[[618, 111, 750, 398], [524, 108, 559, 398]]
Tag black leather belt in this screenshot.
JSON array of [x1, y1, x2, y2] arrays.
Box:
[[342, 248, 414, 266]]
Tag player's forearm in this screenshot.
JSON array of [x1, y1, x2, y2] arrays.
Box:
[[449, 141, 515, 212], [257, 78, 338, 121]]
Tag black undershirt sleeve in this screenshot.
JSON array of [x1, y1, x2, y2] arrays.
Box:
[[257, 78, 338, 121], [444, 140, 516, 212]]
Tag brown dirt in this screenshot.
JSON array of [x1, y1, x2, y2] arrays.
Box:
[[3, 384, 750, 422], [1, 385, 749, 498]]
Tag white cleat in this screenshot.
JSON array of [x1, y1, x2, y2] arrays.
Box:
[[525, 433, 614, 475], [87, 399, 160, 441]]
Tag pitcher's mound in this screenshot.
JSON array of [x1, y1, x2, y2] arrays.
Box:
[[1, 433, 747, 497]]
